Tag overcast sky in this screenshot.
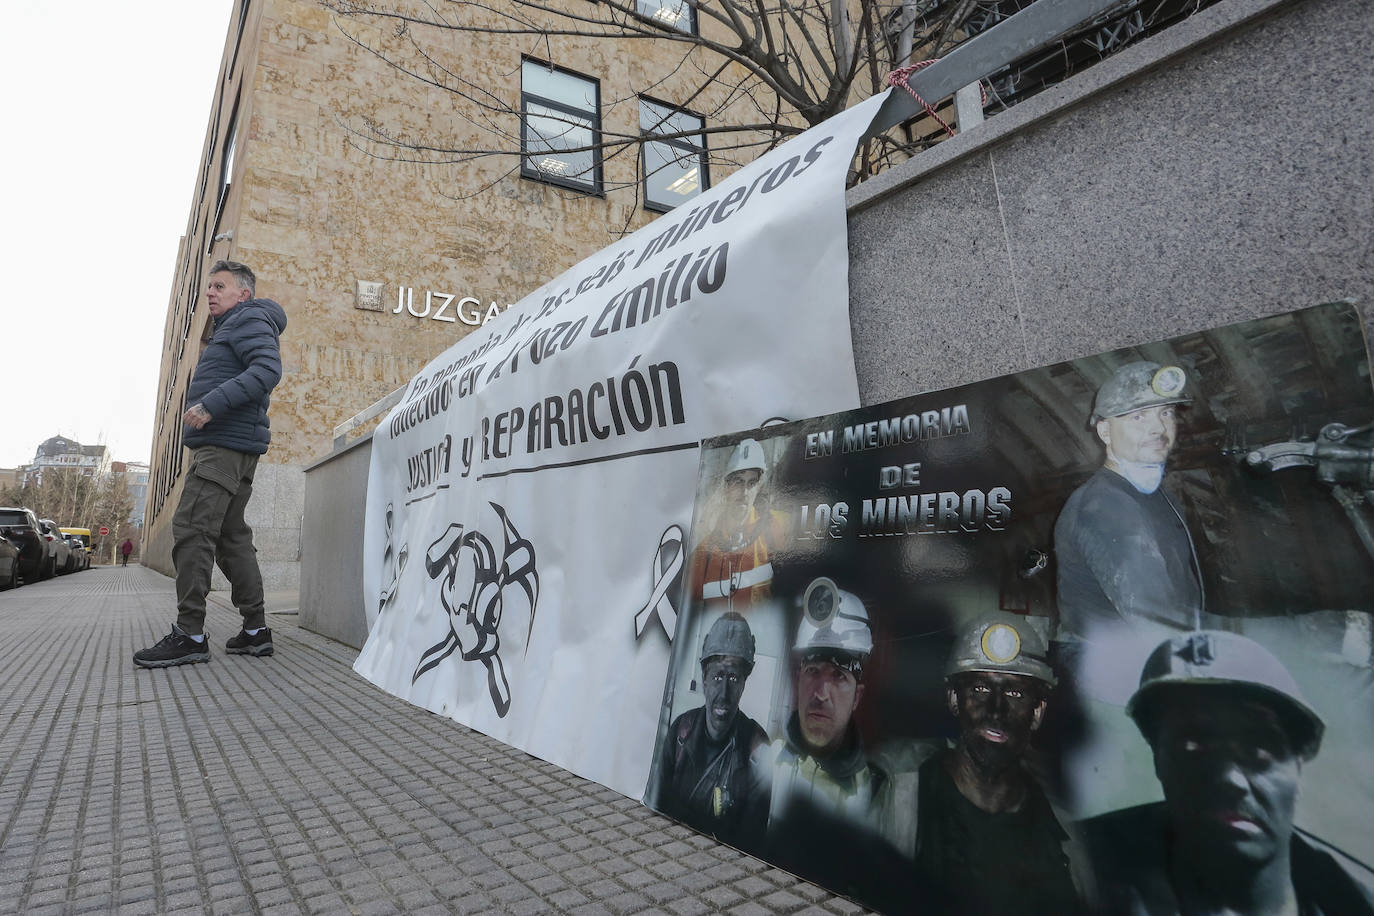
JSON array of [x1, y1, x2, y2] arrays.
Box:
[[1, 1, 235, 468]]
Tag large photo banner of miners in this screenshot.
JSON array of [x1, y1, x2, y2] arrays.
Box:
[[355, 94, 889, 798], [645, 301, 1374, 914]]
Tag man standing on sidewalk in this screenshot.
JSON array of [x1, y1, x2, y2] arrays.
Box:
[[120, 538, 132, 567], [134, 260, 288, 668]]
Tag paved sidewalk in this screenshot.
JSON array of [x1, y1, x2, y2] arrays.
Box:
[[0, 566, 867, 915]]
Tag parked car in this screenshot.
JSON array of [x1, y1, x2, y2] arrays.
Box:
[[63, 536, 87, 572], [0, 507, 46, 582], [61, 528, 93, 570], [0, 533, 19, 589], [38, 519, 71, 577]]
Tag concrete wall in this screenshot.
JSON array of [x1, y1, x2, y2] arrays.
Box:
[[301, 0, 1373, 643], [144, 462, 304, 594], [299, 435, 372, 647]]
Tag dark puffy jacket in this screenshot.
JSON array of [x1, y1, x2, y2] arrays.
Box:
[[184, 298, 288, 455]]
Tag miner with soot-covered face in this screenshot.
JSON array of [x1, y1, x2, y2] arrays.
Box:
[[652, 612, 768, 847], [1081, 630, 1374, 915], [873, 613, 1085, 915]]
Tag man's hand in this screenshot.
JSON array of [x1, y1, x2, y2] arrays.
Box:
[[183, 403, 213, 429]]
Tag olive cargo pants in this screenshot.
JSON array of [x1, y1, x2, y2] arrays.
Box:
[[172, 445, 267, 635]]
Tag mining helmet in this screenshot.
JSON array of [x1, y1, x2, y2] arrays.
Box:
[[793, 577, 873, 676], [724, 438, 767, 479], [700, 612, 756, 667], [945, 612, 1056, 687], [1127, 630, 1325, 759], [1092, 361, 1192, 422]]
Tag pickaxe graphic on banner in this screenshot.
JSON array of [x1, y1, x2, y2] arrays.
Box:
[[412, 503, 539, 717]]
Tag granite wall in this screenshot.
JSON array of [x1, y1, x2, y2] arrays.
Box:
[[846, 0, 1373, 400]]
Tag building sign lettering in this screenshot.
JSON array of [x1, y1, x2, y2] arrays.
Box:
[[356, 279, 510, 326]]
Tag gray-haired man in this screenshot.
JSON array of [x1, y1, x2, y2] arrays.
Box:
[[135, 260, 288, 668]]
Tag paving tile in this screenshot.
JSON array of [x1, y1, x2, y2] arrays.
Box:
[[0, 570, 863, 916]]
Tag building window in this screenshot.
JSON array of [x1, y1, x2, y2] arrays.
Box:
[[230, 0, 252, 75], [209, 100, 239, 251], [220, 105, 238, 205], [640, 98, 708, 212], [637, 0, 694, 32], [521, 60, 602, 194]]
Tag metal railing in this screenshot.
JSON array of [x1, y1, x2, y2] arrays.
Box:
[[333, 385, 405, 450], [867, 0, 1132, 139]]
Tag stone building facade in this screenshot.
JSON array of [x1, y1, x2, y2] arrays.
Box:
[[144, 0, 772, 588]]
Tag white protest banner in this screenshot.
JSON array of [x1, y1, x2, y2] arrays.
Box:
[[356, 92, 887, 797]]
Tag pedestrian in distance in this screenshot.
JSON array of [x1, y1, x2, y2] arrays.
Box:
[[134, 260, 288, 668], [120, 538, 132, 567]]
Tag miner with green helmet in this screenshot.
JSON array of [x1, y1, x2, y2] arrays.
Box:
[[1081, 630, 1374, 915], [651, 612, 768, 847], [1054, 359, 1204, 641], [872, 612, 1084, 915]]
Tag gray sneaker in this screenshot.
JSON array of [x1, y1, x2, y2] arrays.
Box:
[[226, 627, 274, 657], [134, 626, 211, 668]]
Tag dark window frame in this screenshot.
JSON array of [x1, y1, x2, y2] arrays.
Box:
[[639, 95, 709, 213], [520, 58, 604, 196], [229, 0, 252, 75], [636, 0, 696, 34], [208, 99, 240, 252]]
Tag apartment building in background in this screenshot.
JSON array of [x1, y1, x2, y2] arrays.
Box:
[[22, 436, 112, 487], [113, 461, 151, 526]]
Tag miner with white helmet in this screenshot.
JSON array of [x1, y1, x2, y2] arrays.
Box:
[[1054, 360, 1204, 641], [753, 578, 888, 893], [788, 576, 874, 759], [687, 437, 789, 610], [872, 612, 1084, 915], [651, 612, 769, 847], [1082, 630, 1374, 914]]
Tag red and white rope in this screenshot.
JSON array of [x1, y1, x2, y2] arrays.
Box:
[[885, 59, 987, 137]]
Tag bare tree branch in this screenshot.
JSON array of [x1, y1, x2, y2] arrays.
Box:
[[321, 0, 973, 218]]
